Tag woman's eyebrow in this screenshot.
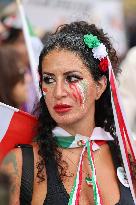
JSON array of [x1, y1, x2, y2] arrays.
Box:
[[42, 71, 82, 76], [64, 71, 82, 75], [42, 72, 55, 76]]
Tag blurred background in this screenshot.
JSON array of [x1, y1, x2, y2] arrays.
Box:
[[0, 0, 136, 136]]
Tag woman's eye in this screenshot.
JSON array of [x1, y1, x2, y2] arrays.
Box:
[[42, 75, 55, 84], [66, 75, 83, 83]]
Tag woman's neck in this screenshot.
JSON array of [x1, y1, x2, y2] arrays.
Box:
[[58, 118, 95, 138]]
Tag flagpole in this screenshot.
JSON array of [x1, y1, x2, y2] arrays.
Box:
[[16, 0, 41, 99]]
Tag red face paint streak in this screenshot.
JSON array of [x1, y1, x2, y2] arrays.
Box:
[[72, 84, 83, 105], [69, 83, 83, 105], [69, 84, 78, 102], [43, 88, 48, 93]]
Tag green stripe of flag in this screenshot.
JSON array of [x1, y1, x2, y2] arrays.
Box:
[[55, 136, 75, 148]]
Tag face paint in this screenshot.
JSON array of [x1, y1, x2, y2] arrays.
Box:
[[43, 87, 48, 97], [68, 84, 78, 102], [68, 80, 88, 105], [69, 83, 80, 103], [77, 80, 88, 104]]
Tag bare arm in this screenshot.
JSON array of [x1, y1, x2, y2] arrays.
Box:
[[0, 148, 22, 205]]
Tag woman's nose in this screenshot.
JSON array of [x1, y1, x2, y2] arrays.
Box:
[[54, 81, 67, 99]]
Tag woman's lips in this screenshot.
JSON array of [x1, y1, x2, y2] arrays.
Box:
[[53, 104, 72, 113]]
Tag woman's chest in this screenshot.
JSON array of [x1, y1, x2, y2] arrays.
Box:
[[31, 146, 120, 205], [60, 147, 120, 205]]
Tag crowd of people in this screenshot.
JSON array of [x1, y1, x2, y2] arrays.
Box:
[[0, 14, 39, 112]]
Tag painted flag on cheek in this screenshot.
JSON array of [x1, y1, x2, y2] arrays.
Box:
[[0, 102, 38, 162]]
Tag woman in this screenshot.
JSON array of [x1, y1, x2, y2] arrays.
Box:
[[0, 22, 135, 205], [0, 46, 28, 109]]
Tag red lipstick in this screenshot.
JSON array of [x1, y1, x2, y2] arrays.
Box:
[[53, 104, 72, 113]]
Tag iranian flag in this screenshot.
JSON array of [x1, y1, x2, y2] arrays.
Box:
[[0, 102, 37, 162]]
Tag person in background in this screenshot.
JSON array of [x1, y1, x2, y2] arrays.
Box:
[[0, 14, 41, 113], [0, 14, 29, 68], [0, 46, 28, 109], [119, 46, 136, 141]]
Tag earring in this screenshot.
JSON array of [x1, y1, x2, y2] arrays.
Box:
[[96, 84, 99, 89], [96, 85, 100, 100]]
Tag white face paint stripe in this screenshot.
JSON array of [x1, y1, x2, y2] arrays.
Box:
[[77, 84, 85, 104], [76, 80, 88, 105], [42, 88, 48, 97]]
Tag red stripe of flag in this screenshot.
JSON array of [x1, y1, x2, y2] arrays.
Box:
[[0, 110, 37, 162]]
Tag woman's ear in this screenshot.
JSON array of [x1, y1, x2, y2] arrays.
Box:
[[95, 76, 107, 100]]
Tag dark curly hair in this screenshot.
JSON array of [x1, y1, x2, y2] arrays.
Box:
[[35, 21, 126, 182]]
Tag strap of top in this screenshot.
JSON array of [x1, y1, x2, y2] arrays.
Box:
[[16, 144, 34, 205], [44, 157, 69, 205]]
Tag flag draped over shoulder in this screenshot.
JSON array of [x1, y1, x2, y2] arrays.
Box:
[[0, 102, 37, 162]]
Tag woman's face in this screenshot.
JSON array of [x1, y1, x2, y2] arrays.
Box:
[[42, 49, 106, 127]]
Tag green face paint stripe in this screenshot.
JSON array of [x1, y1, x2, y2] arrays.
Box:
[[80, 80, 88, 91]]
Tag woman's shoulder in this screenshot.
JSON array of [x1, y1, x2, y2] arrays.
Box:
[[0, 147, 22, 173], [0, 143, 39, 176], [0, 143, 45, 204], [0, 147, 23, 204]]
